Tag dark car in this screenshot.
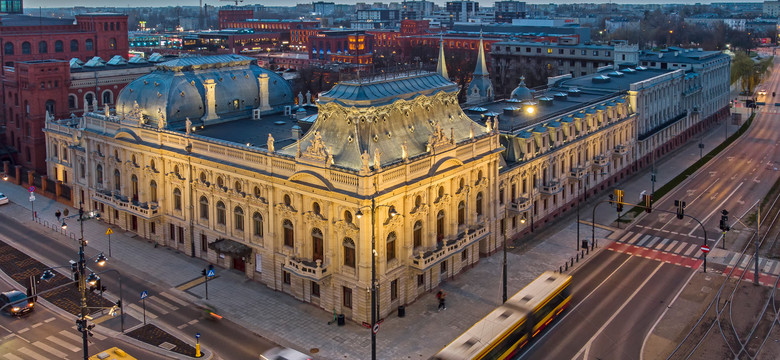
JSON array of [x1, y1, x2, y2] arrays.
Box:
[[0, 290, 34, 316]]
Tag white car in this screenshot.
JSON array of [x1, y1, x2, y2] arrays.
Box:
[[260, 347, 313, 360], [0, 193, 8, 205]]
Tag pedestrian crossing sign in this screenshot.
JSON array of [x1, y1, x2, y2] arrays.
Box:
[[106, 228, 113, 235], [140, 290, 148, 300], [207, 269, 215, 278]]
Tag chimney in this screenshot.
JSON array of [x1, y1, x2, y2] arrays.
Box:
[[201, 78, 219, 122]]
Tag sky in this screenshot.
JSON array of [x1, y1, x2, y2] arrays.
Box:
[[22, 0, 766, 9]]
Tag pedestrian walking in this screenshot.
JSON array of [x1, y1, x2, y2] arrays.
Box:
[[437, 290, 446, 311], [55, 210, 61, 221]]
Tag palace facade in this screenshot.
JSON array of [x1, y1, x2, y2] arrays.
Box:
[[43, 45, 730, 323]]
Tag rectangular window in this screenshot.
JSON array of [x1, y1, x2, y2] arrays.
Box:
[[461, 248, 468, 261], [343, 286, 352, 308], [417, 273, 425, 287], [500, 219, 505, 234], [283, 271, 291, 285], [150, 222, 156, 234], [440, 260, 447, 274], [390, 279, 398, 301], [170, 224, 175, 241], [201, 234, 208, 253], [499, 188, 504, 205], [512, 216, 517, 228], [311, 282, 320, 297]]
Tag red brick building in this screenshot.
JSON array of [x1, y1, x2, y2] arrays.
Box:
[[0, 12, 131, 172], [218, 8, 253, 29], [309, 30, 374, 66], [221, 18, 320, 51]]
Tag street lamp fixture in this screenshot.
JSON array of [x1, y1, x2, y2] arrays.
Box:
[[40, 269, 55, 281], [2, 174, 7, 181], [520, 216, 527, 224], [95, 254, 108, 267], [87, 273, 99, 287], [61, 221, 68, 230]]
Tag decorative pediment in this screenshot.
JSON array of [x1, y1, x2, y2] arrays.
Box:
[[274, 203, 298, 218], [333, 220, 359, 236], [434, 194, 451, 206], [426, 121, 455, 153], [383, 213, 404, 229], [303, 211, 328, 227], [409, 204, 429, 220], [301, 131, 330, 164]]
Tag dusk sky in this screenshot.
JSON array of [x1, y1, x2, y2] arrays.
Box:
[[23, 0, 765, 9]]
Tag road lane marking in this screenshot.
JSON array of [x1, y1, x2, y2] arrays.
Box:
[[31, 323, 43, 329], [45, 335, 79, 352], [637, 235, 653, 247], [663, 240, 678, 252], [159, 291, 189, 306], [3, 353, 24, 360], [149, 296, 179, 312], [58, 330, 82, 343], [659, 178, 720, 231], [91, 331, 106, 341], [43, 317, 55, 323], [32, 341, 67, 358], [18, 328, 29, 334], [142, 298, 171, 315], [683, 245, 697, 257], [640, 267, 699, 360], [645, 236, 662, 248], [128, 303, 158, 319], [688, 181, 744, 237], [16, 347, 48, 360], [579, 262, 664, 359], [522, 254, 635, 356]]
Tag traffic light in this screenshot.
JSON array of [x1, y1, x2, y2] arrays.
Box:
[[89, 278, 102, 293], [719, 209, 730, 231], [674, 200, 686, 219], [643, 194, 652, 213], [69, 260, 79, 284], [614, 189, 624, 212], [201, 268, 207, 277]]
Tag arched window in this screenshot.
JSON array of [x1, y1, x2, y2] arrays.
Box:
[[413, 221, 423, 248], [130, 174, 138, 201], [173, 188, 182, 210], [438, 186, 444, 199], [113, 169, 121, 191], [234, 181, 242, 193], [68, 95, 77, 109], [343, 238, 355, 268], [95, 164, 103, 184], [45, 100, 55, 115], [199, 196, 209, 219], [54, 40, 63, 53], [436, 210, 445, 243], [343, 210, 353, 224], [386, 232, 397, 261], [216, 201, 226, 225], [109, 38, 116, 49], [313, 202, 321, 215], [85, 39, 93, 51], [253, 212, 263, 237], [84, 93, 95, 109], [38, 41, 47, 54], [476, 192, 484, 216], [283, 220, 294, 247], [234, 207, 244, 231], [70, 40, 79, 52], [312, 228, 323, 261], [102, 90, 113, 105], [459, 178, 464, 191], [4, 42, 13, 55], [150, 181, 157, 202], [21, 41, 30, 54], [253, 186, 261, 198], [150, 159, 156, 171], [477, 170, 483, 182], [216, 176, 224, 188], [199, 171, 207, 183], [457, 201, 465, 226], [283, 194, 291, 206]]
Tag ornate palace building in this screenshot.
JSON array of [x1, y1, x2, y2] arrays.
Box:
[[43, 44, 731, 323]]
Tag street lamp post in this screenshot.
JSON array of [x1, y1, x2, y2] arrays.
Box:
[[356, 200, 397, 360]]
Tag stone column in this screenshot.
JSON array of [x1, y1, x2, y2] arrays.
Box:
[[257, 73, 271, 111], [201, 79, 219, 122]]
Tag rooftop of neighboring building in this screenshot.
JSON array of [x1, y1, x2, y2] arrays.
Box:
[[639, 47, 729, 63], [559, 66, 673, 92], [191, 111, 311, 151], [491, 40, 613, 49], [0, 13, 74, 27]]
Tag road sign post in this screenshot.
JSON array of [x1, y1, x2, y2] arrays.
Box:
[[29, 186, 36, 220], [140, 290, 148, 325], [195, 333, 202, 358], [106, 228, 113, 257], [701, 245, 710, 273]]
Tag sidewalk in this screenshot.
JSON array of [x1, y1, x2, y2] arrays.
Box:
[[0, 118, 741, 359]]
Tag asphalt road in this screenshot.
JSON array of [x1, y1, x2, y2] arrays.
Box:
[[0, 275, 163, 360], [0, 211, 279, 360], [518, 57, 780, 359]]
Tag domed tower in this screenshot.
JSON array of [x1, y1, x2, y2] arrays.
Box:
[[510, 76, 533, 101], [466, 33, 494, 105]]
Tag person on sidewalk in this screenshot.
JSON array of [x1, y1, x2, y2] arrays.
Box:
[[55, 210, 61, 221], [437, 291, 446, 311]]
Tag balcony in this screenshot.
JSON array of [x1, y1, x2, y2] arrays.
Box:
[[92, 190, 161, 219], [569, 167, 586, 179], [540, 180, 562, 195], [592, 155, 609, 168], [284, 256, 330, 282], [508, 197, 531, 213], [613, 144, 628, 157], [411, 225, 488, 272]]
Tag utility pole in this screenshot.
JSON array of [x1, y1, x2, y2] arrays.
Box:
[[755, 206, 760, 285]]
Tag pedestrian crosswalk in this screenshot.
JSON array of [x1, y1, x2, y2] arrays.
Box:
[[2, 328, 88, 360], [126, 291, 183, 320], [617, 231, 705, 258], [724, 252, 780, 276]]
